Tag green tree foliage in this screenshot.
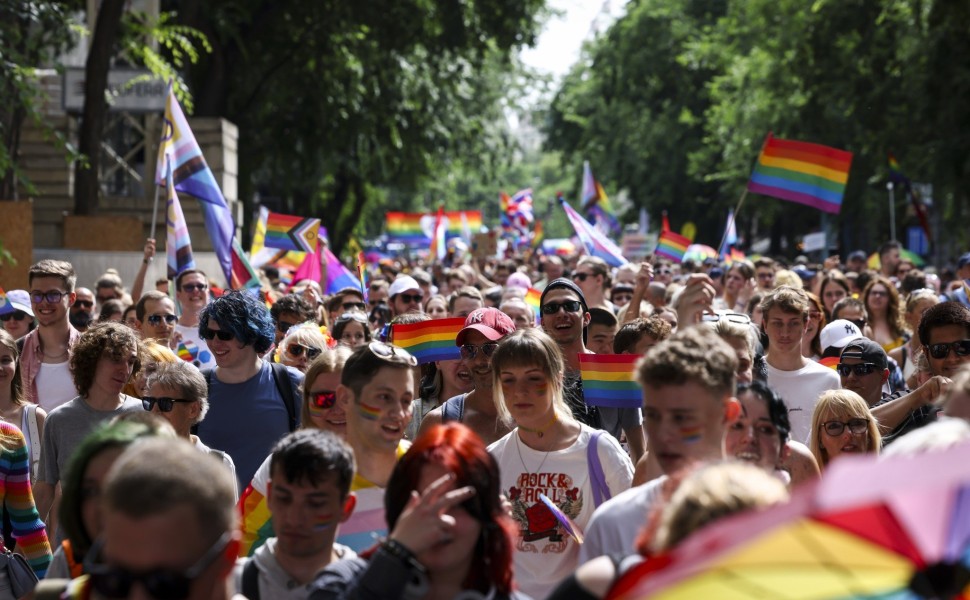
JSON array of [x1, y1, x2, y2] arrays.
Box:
[[178, 0, 544, 254], [545, 0, 970, 258]]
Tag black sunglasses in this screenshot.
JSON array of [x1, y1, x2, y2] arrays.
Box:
[[200, 328, 234, 341], [822, 418, 869, 436], [541, 300, 582, 315], [74, 300, 94, 309], [181, 283, 207, 292], [836, 363, 880, 377], [342, 301, 366, 311], [286, 343, 322, 360], [926, 340, 970, 360], [310, 390, 337, 410], [459, 343, 499, 360], [0, 311, 28, 322], [276, 320, 300, 334], [142, 396, 194, 412], [367, 341, 418, 366], [572, 273, 593, 282], [147, 314, 178, 326], [85, 532, 231, 600], [30, 290, 66, 304], [396, 293, 423, 304]]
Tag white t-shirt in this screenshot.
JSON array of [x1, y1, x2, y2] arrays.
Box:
[[580, 476, 667, 564], [766, 359, 841, 442], [35, 361, 76, 413], [487, 425, 633, 600], [174, 323, 216, 369]]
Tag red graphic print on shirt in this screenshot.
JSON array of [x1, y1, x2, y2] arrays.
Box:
[[506, 471, 582, 553]]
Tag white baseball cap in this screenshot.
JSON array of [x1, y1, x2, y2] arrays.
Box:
[[820, 319, 863, 352]]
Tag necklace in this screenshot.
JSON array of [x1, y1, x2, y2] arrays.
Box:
[[42, 348, 68, 360], [518, 411, 557, 439], [515, 431, 553, 477]]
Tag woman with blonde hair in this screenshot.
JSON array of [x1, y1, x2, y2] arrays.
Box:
[[275, 322, 331, 373], [122, 339, 177, 398], [809, 389, 881, 469]]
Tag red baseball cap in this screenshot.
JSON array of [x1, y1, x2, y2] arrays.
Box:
[[456, 307, 516, 346]]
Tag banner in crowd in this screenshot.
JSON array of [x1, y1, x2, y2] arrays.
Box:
[[385, 211, 482, 245]]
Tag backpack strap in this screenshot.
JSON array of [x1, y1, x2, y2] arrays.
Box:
[[440, 394, 465, 423], [241, 557, 261, 600], [587, 430, 612, 508], [269, 362, 299, 432]]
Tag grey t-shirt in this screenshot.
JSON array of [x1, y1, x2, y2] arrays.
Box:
[[38, 395, 144, 485]]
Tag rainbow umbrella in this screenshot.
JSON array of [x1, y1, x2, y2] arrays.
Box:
[[683, 244, 718, 264], [868, 249, 926, 269], [608, 441, 970, 600]]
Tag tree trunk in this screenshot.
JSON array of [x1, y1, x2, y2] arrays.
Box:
[[73, 0, 126, 215]]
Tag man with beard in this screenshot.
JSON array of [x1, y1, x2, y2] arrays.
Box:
[[69, 287, 96, 332]]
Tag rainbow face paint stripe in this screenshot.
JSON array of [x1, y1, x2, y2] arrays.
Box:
[[313, 513, 338, 530], [357, 403, 382, 421], [680, 425, 703, 444]]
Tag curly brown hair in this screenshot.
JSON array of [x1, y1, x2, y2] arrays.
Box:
[[70, 322, 142, 397]]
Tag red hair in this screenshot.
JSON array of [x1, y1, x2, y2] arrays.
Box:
[[385, 423, 517, 594]]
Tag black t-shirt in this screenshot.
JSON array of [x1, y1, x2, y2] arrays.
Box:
[[563, 371, 602, 430]]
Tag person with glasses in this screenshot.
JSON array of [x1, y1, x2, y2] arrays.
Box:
[[173, 269, 217, 370], [33, 323, 144, 534], [68, 287, 97, 333], [196, 290, 304, 493], [388, 276, 424, 318], [270, 294, 318, 346], [418, 308, 516, 447], [331, 312, 370, 349], [0, 289, 35, 341], [276, 324, 330, 373], [70, 437, 239, 600], [21, 260, 83, 412], [325, 287, 367, 326], [572, 256, 613, 312], [754, 257, 776, 292], [809, 389, 881, 469], [134, 291, 178, 347], [143, 361, 238, 499]]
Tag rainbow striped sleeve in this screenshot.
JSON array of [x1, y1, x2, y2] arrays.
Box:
[[747, 133, 853, 214], [579, 354, 643, 409], [391, 318, 464, 364], [0, 422, 52, 577], [237, 456, 273, 557]]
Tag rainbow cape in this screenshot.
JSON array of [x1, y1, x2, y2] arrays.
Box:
[[579, 354, 642, 409], [391, 318, 464, 364], [747, 133, 853, 214], [655, 230, 691, 263]]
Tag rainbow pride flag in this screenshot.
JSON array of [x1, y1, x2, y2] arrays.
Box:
[[264, 211, 320, 253], [385, 211, 483, 244], [747, 133, 853, 214], [385, 212, 426, 244], [525, 288, 542, 318], [391, 318, 464, 364], [655, 230, 691, 263], [579, 354, 642, 409]]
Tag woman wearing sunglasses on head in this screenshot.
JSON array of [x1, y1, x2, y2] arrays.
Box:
[[810, 389, 881, 469], [0, 290, 35, 342], [331, 312, 371, 350], [275, 323, 332, 373], [238, 345, 354, 557]]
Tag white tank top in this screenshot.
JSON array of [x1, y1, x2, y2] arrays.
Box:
[[36, 361, 77, 412]]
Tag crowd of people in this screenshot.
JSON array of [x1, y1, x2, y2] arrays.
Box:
[[0, 235, 965, 599]]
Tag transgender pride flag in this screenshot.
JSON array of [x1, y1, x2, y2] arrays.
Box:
[[164, 160, 196, 280], [559, 194, 628, 267]]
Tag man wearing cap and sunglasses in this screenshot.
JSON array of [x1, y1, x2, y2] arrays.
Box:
[[387, 276, 424, 318], [0, 289, 36, 341]]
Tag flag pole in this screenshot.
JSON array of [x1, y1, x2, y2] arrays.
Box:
[[150, 156, 167, 241], [887, 181, 896, 241], [717, 188, 748, 259]]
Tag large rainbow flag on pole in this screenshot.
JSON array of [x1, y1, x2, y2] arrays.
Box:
[[156, 83, 235, 286], [559, 193, 628, 268], [746, 133, 853, 215], [391, 318, 464, 364], [579, 354, 642, 409]]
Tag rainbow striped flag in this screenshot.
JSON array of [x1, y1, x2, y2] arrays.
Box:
[[525, 288, 542, 322], [655, 230, 691, 263], [263, 211, 320, 254], [724, 247, 747, 265], [0, 288, 8, 313], [165, 161, 196, 280], [747, 133, 853, 214], [391, 318, 464, 364], [579, 354, 642, 409], [386, 211, 483, 244], [385, 212, 426, 244]]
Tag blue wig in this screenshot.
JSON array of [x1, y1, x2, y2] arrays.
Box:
[[199, 290, 275, 353]]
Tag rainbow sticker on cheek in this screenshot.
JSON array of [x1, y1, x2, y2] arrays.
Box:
[[533, 383, 548, 397], [680, 425, 703, 444], [357, 403, 382, 421], [313, 513, 338, 530]]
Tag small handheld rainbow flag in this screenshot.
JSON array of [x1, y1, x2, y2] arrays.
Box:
[[579, 354, 642, 409], [524, 288, 542, 321], [747, 133, 853, 214], [655, 230, 691, 263], [391, 317, 465, 364]]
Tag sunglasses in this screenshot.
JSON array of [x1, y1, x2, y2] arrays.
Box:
[[0, 311, 28, 322], [200, 328, 234, 341], [368, 341, 418, 366], [85, 532, 231, 600], [74, 300, 94, 309], [459, 343, 499, 360], [821, 418, 869, 437], [836, 363, 880, 377], [396, 293, 423, 304], [30, 290, 66, 304], [181, 283, 207, 292], [572, 273, 594, 282], [276, 320, 300, 334], [701, 312, 751, 324], [541, 300, 583, 315], [310, 390, 337, 410], [657, 269, 672, 276], [925, 340, 970, 360], [147, 314, 178, 326], [342, 301, 366, 311], [286, 343, 322, 360], [142, 396, 195, 412]]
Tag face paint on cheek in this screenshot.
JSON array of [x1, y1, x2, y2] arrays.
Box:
[[533, 383, 548, 398], [313, 513, 338, 530], [357, 403, 382, 421], [680, 425, 703, 444], [309, 403, 328, 418]]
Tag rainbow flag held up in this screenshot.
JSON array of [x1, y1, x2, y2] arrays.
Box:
[[559, 194, 628, 268], [747, 133, 853, 215], [324, 247, 359, 294], [385, 212, 426, 244], [391, 318, 465, 364], [263, 211, 320, 254], [0, 288, 7, 313], [385, 211, 483, 245], [655, 230, 691, 263], [525, 288, 542, 322], [579, 354, 642, 409], [724, 247, 747, 265], [230, 238, 261, 290]]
